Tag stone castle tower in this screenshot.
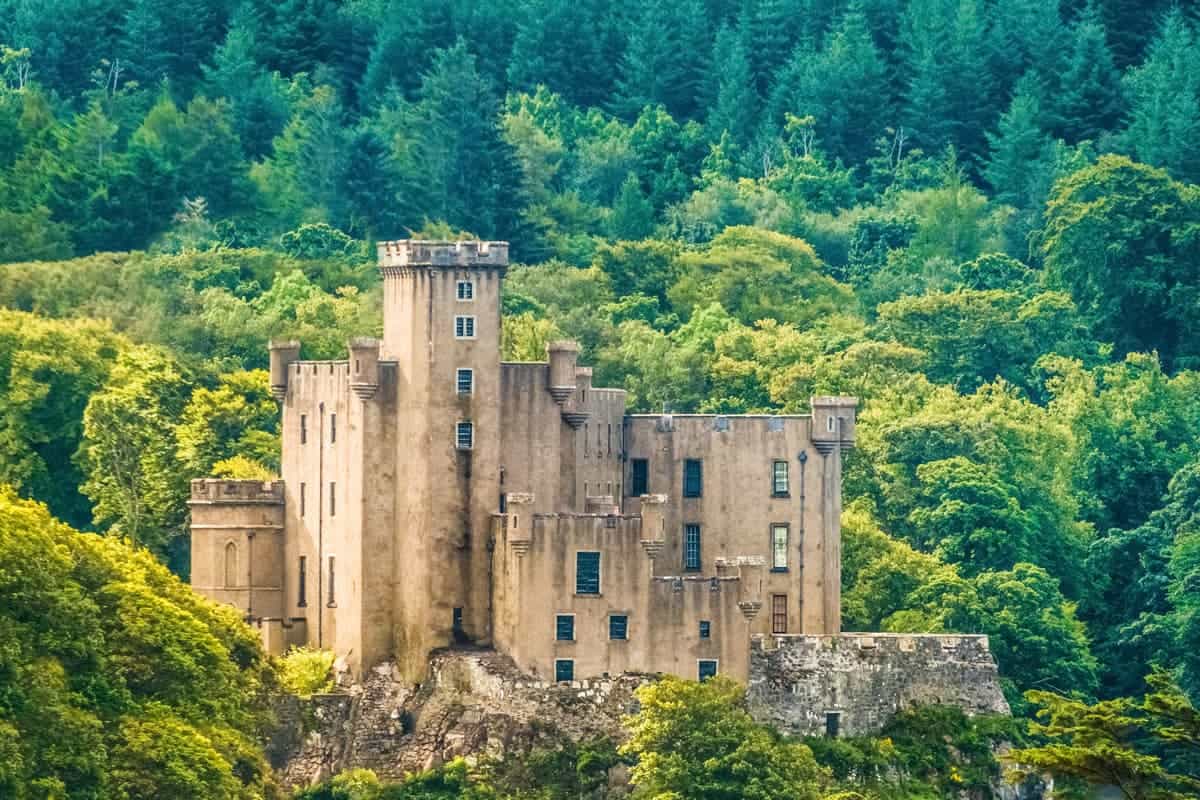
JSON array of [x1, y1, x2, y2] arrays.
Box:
[[190, 240, 860, 684]]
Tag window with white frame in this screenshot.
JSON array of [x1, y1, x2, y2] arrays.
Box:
[[456, 368, 473, 394], [456, 421, 474, 450], [772, 460, 789, 495], [772, 523, 789, 570], [456, 280, 474, 301], [455, 316, 476, 339]]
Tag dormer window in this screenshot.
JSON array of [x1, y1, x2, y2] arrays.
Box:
[[456, 280, 474, 301]]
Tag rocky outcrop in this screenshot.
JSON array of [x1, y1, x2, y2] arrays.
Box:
[[269, 648, 644, 789]]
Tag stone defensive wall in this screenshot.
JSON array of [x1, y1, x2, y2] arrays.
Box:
[[746, 633, 1010, 737]]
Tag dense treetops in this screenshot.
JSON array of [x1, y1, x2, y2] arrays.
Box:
[[0, 486, 275, 799], [3, 1, 1200, 797]]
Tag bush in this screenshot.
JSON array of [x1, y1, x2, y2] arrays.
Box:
[[278, 647, 336, 698]]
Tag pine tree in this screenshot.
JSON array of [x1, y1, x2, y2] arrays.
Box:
[[202, 22, 292, 160], [609, 172, 656, 240], [507, 0, 622, 109], [705, 24, 758, 150], [986, 74, 1056, 210], [1121, 8, 1200, 184], [739, 0, 796, 96], [614, 0, 709, 120], [119, 0, 222, 92], [984, 0, 1067, 102], [1049, 2, 1124, 143], [899, 0, 993, 163]]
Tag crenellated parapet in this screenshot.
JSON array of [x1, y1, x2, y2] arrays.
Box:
[[189, 478, 285, 504], [376, 239, 509, 271]]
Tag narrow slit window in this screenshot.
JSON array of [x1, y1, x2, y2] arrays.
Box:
[[330, 413, 336, 443], [684, 524, 701, 571], [456, 421, 473, 450], [300, 483, 306, 517], [300, 414, 307, 444], [683, 459, 703, 497], [327, 555, 336, 607], [329, 482, 336, 517], [772, 524, 789, 570], [456, 368, 473, 394], [555, 614, 574, 641], [298, 556, 307, 607], [773, 461, 789, 495], [224, 542, 238, 588]]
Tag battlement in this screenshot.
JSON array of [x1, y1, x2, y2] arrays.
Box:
[[189, 478, 284, 504], [376, 239, 509, 269]]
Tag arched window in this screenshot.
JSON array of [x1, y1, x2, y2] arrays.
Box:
[[224, 542, 238, 588]]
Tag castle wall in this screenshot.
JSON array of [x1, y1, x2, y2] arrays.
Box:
[[384, 262, 505, 680], [574, 385, 626, 510], [492, 504, 752, 682], [275, 354, 399, 674], [623, 414, 838, 636], [189, 479, 286, 621], [746, 634, 1011, 737], [498, 362, 568, 515]]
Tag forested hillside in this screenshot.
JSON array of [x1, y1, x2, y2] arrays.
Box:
[[3, 0, 1200, 796]]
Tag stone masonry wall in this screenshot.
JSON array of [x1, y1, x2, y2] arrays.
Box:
[[746, 633, 1010, 737]]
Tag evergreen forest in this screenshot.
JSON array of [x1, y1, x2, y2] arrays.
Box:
[[3, 0, 1200, 796]]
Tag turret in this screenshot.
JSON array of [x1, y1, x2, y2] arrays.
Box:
[[268, 340, 301, 401], [348, 337, 380, 400], [547, 341, 579, 404], [810, 396, 857, 455]]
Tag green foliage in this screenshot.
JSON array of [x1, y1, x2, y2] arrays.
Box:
[[1042, 155, 1200, 370], [277, 647, 335, 698], [1009, 672, 1200, 799], [0, 486, 274, 799], [621, 675, 827, 799]]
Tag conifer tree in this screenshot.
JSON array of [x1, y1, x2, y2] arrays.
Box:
[[614, 0, 708, 120], [738, 0, 796, 96], [1121, 8, 1200, 184], [1049, 2, 1124, 143], [986, 74, 1056, 210], [609, 173, 656, 240], [704, 24, 758, 151]]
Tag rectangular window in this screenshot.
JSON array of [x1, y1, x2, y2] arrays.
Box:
[[456, 368, 473, 394], [607, 424, 612, 456], [631, 459, 648, 496], [576, 551, 601, 595], [555, 659, 574, 682], [330, 413, 336, 443], [684, 524, 701, 571], [556, 614, 575, 641], [772, 594, 788, 634], [584, 423, 589, 457], [300, 414, 307, 444], [825, 711, 841, 738], [499, 493, 507, 513], [773, 460, 789, 496], [699, 620, 711, 639], [453, 607, 463, 635], [327, 555, 336, 607], [698, 660, 718, 681], [456, 421, 473, 450], [609, 615, 628, 640], [683, 459, 703, 497], [455, 316, 476, 339], [298, 556, 307, 607], [456, 280, 474, 300], [300, 483, 306, 517], [329, 482, 336, 517], [772, 524, 789, 570]]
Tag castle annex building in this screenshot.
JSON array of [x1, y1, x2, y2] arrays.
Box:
[[191, 240, 854, 686]]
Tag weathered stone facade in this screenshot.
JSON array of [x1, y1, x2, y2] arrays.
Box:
[[190, 239, 859, 685], [747, 633, 1010, 737]]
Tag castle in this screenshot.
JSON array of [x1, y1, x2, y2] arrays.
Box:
[[190, 240, 857, 685]]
